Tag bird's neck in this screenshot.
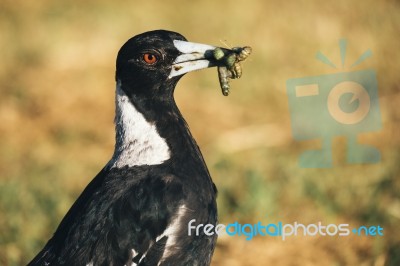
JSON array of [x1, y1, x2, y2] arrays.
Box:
[[108, 83, 171, 168], [108, 81, 208, 174], [108, 79, 211, 183]]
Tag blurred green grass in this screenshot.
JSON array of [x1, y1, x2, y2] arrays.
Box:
[[1, 0, 400, 265]]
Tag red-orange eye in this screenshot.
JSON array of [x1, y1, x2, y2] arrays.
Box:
[[143, 53, 158, 64]]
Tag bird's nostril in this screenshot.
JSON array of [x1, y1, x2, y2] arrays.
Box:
[[173, 65, 183, 71]]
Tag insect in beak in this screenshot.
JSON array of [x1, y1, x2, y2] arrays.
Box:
[[213, 46, 252, 96], [169, 40, 252, 96]]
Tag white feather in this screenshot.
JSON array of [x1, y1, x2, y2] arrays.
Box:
[[156, 204, 188, 265], [109, 82, 171, 168]]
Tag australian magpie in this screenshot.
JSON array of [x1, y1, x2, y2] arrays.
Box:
[[28, 30, 232, 265]]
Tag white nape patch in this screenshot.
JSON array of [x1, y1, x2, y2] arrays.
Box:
[[109, 82, 170, 168], [156, 205, 189, 265]]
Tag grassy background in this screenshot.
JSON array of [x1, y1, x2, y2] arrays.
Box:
[[1, 0, 399, 265]]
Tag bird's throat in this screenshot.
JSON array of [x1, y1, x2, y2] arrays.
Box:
[[108, 82, 171, 168]]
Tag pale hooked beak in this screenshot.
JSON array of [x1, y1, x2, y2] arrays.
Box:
[[168, 40, 227, 78]]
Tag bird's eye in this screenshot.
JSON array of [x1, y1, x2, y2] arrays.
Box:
[[142, 53, 158, 65]]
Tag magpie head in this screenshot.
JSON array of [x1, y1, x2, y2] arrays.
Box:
[[115, 30, 225, 100]]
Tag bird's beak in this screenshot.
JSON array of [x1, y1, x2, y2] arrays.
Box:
[[168, 40, 227, 79]]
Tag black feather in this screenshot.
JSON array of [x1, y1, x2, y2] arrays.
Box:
[[28, 30, 218, 266]]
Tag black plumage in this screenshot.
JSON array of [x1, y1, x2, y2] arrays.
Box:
[[28, 30, 221, 266]]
